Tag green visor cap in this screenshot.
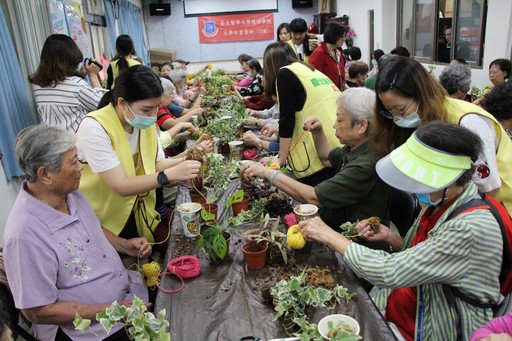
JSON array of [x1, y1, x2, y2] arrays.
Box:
[[376, 132, 472, 193]]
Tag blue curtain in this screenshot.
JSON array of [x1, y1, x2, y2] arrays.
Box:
[[103, 0, 117, 59], [117, 0, 148, 65], [0, 7, 37, 180]]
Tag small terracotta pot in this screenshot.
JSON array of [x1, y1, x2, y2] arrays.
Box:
[[232, 195, 250, 216], [201, 203, 218, 222], [190, 189, 207, 205], [242, 240, 268, 269]]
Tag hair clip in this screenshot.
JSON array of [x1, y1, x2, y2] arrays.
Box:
[[389, 73, 397, 89]]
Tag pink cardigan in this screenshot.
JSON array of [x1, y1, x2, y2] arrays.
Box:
[[469, 312, 512, 341]]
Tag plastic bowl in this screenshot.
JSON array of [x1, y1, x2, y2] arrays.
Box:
[[317, 314, 360, 339]]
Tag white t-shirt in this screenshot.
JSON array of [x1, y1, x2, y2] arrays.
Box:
[[460, 114, 501, 192], [77, 117, 165, 173]]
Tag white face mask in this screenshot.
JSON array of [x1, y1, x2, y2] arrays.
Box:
[[372, 59, 377, 66], [394, 112, 421, 128]]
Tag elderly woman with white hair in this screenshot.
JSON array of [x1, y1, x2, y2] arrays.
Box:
[[439, 63, 472, 101], [241, 88, 390, 234], [169, 70, 204, 109], [4, 125, 151, 341]]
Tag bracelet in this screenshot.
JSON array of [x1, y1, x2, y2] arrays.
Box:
[[269, 170, 283, 186]]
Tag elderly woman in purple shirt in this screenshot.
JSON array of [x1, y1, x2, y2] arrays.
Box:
[[3, 125, 151, 341]]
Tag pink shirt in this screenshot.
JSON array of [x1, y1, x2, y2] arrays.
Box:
[[469, 312, 512, 341], [4, 184, 148, 341], [237, 74, 253, 87]]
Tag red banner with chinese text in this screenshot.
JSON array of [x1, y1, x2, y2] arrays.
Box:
[[198, 13, 274, 43]]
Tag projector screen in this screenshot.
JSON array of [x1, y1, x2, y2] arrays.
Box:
[[183, 0, 278, 17]]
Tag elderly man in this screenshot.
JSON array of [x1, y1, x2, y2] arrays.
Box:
[[241, 88, 390, 237], [3, 125, 151, 341]]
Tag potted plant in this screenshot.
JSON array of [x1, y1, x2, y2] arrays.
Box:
[[242, 239, 268, 270], [73, 296, 170, 340], [227, 189, 251, 216]]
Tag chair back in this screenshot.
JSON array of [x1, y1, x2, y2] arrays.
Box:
[[389, 188, 421, 237]]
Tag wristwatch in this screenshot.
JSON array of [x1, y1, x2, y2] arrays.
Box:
[[157, 171, 170, 186]]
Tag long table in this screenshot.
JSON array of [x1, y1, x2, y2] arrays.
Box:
[[155, 182, 397, 341]]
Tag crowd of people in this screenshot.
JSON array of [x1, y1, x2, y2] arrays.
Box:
[[1, 12, 512, 341]]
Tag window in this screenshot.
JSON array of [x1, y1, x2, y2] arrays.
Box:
[[399, 0, 487, 67]]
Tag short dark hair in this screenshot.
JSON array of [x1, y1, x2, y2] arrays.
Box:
[[390, 46, 411, 57], [98, 65, 163, 109], [29, 34, 83, 87], [348, 61, 369, 79], [415, 121, 482, 186], [373, 49, 385, 61], [238, 53, 254, 63], [289, 18, 307, 33], [160, 61, 173, 70], [482, 81, 512, 122], [348, 46, 362, 61], [247, 59, 262, 74], [489, 58, 512, 79], [323, 23, 347, 45]]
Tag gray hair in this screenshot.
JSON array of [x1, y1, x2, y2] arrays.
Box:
[[16, 125, 75, 182], [439, 64, 472, 95], [160, 77, 176, 94], [337, 88, 376, 129], [169, 70, 188, 85]]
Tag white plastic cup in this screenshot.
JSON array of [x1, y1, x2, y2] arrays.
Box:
[[228, 140, 243, 160], [308, 38, 319, 51], [294, 204, 319, 222], [318, 314, 360, 339], [191, 115, 199, 127], [213, 137, 220, 154], [177, 202, 202, 237]]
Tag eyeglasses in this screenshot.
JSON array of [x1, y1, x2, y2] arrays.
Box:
[[379, 101, 415, 120]]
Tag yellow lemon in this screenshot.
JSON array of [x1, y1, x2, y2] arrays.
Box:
[[287, 224, 306, 249]]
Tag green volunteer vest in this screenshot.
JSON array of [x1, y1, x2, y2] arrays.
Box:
[[280, 62, 342, 179], [445, 97, 512, 213], [287, 39, 309, 64], [110, 58, 140, 89], [79, 104, 159, 242]]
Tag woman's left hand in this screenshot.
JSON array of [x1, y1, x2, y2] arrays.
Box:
[[124, 237, 152, 258], [197, 140, 213, 154], [240, 161, 269, 181]]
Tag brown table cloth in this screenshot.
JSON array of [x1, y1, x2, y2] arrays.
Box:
[[155, 182, 397, 341]]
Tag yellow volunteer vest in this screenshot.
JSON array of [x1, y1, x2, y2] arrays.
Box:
[[287, 39, 309, 64], [110, 58, 141, 89], [79, 104, 159, 242], [280, 62, 342, 179], [445, 97, 512, 213]]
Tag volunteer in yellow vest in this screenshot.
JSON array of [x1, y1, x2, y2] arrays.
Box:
[[287, 18, 313, 64], [77, 65, 201, 244], [372, 56, 512, 213], [106, 34, 141, 90], [263, 41, 342, 186]]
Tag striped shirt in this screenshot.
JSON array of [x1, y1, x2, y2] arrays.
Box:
[[344, 182, 502, 341], [32, 76, 107, 132]]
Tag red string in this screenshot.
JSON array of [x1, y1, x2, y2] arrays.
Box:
[[157, 255, 201, 293]]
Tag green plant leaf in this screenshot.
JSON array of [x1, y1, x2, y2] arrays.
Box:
[[212, 233, 227, 259], [201, 209, 215, 221], [226, 190, 244, 206], [99, 316, 116, 335], [73, 313, 91, 332]]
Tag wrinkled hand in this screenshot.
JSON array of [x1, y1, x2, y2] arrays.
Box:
[[166, 160, 201, 181], [198, 87, 207, 96], [240, 161, 269, 181], [355, 221, 390, 242], [178, 122, 195, 133], [242, 131, 260, 146], [299, 217, 337, 245], [118, 299, 153, 310], [261, 123, 279, 137], [246, 116, 258, 125], [303, 117, 322, 133], [123, 237, 152, 258]]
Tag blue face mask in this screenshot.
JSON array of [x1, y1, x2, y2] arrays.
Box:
[[124, 104, 157, 130], [394, 111, 421, 128], [180, 85, 188, 93], [415, 188, 446, 207]]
